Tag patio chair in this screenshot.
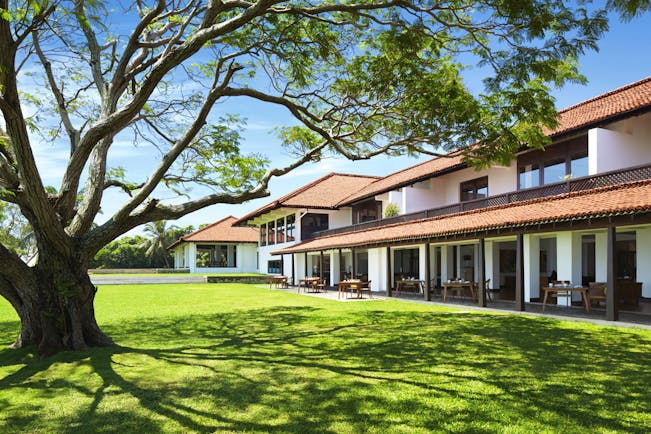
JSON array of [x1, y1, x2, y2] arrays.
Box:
[[483, 278, 493, 301], [359, 280, 372, 299], [315, 279, 328, 293], [588, 282, 607, 307]]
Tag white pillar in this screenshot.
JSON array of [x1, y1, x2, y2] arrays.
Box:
[[485, 240, 495, 289], [524, 234, 540, 302], [367, 247, 385, 293], [418, 244, 427, 281], [636, 228, 651, 297], [440, 246, 449, 282], [595, 232, 608, 282], [556, 232, 583, 304], [331, 251, 340, 285], [187, 243, 197, 273]]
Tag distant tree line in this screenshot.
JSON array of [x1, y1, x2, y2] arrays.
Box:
[[92, 222, 195, 269]]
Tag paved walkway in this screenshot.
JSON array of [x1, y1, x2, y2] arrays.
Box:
[[272, 285, 651, 330], [91, 275, 207, 285]]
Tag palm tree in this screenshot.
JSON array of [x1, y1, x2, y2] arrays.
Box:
[[141, 221, 177, 268]]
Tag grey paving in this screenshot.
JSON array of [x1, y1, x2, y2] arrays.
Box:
[[91, 275, 207, 285]]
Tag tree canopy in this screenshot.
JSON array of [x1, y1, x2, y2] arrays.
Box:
[[0, 0, 649, 356]]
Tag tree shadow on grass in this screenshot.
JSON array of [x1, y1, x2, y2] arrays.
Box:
[[0, 306, 650, 433]]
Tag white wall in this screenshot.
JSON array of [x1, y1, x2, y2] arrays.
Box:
[[368, 247, 387, 293], [403, 181, 433, 213], [636, 227, 651, 297], [589, 126, 651, 174]]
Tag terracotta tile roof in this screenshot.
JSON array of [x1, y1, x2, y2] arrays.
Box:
[[167, 216, 259, 249], [236, 173, 380, 224], [548, 76, 651, 137], [273, 180, 651, 254], [338, 151, 466, 206], [339, 76, 651, 206]]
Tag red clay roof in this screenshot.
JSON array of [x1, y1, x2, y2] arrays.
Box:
[[273, 180, 651, 254], [548, 76, 651, 137], [236, 173, 380, 224], [167, 216, 259, 249], [339, 76, 651, 206]]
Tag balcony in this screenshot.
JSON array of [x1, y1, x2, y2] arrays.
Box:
[[309, 163, 651, 239]]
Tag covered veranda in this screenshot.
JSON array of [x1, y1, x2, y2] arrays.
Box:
[[272, 180, 651, 323]]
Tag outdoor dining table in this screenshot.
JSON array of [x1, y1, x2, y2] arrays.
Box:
[[338, 279, 362, 299], [541, 285, 591, 312], [442, 281, 475, 302], [298, 277, 320, 293], [269, 275, 288, 288], [395, 279, 424, 293]]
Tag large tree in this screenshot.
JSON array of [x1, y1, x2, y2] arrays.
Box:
[[0, 0, 647, 357]]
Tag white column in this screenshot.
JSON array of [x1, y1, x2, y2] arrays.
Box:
[[418, 244, 427, 281], [485, 240, 495, 289], [367, 247, 385, 293], [331, 251, 340, 285], [524, 234, 540, 302], [187, 243, 197, 273], [595, 232, 608, 282], [556, 232, 583, 305], [636, 228, 651, 297], [440, 246, 449, 282]]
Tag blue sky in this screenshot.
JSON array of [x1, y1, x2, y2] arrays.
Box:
[[21, 6, 651, 234]]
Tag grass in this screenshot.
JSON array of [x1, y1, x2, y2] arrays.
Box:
[[1, 284, 650, 433]]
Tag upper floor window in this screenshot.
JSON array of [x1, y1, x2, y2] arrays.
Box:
[[276, 218, 285, 243], [352, 200, 382, 224], [286, 214, 296, 242], [460, 176, 488, 202], [260, 223, 267, 246], [267, 220, 276, 245], [301, 213, 329, 239], [518, 135, 588, 190]]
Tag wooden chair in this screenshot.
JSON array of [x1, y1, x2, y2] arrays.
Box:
[[483, 278, 493, 301], [359, 280, 372, 299], [315, 279, 328, 293], [588, 282, 607, 306]]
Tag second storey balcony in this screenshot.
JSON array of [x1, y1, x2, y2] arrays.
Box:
[[310, 163, 651, 240]]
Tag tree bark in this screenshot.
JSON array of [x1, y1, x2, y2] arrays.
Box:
[[6, 251, 113, 358]]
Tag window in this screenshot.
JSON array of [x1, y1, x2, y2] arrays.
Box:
[[301, 213, 329, 239], [352, 200, 382, 224], [570, 154, 589, 179], [543, 159, 566, 184], [195, 244, 236, 268], [518, 164, 540, 189], [268, 260, 282, 274], [460, 176, 488, 202], [393, 249, 419, 279], [260, 223, 267, 246], [517, 135, 588, 189], [268, 220, 276, 245], [276, 217, 285, 243], [286, 214, 296, 242]]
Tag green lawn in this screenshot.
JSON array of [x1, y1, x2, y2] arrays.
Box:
[[1, 284, 650, 433]]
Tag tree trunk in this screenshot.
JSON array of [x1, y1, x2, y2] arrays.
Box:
[[9, 252, 113, 358]]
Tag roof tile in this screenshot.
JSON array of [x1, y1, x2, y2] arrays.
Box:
[[274, 180, 651, 254]]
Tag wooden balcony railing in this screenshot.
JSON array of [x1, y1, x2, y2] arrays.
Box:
[[309, 163, 651, 239]]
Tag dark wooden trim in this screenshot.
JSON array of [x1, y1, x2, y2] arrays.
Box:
[[515, 234, 525, 311], [291, 254, 295, 284], [351, 248, 356, 278], [606, 225, 619, 321], [319, 251, 324, 281], [386, 246, 392, 297], [424, 243, 431, 301], [280, 254, 284, 275], [338, 248, 343, 281], [478, 238, 486, 307]]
